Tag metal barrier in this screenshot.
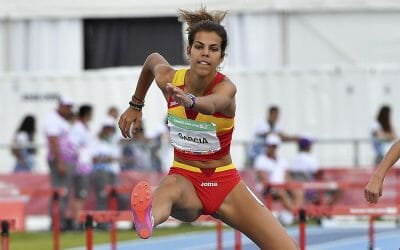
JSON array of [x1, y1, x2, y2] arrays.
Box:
[[264, 178, 400, 250], [1, 220, 10, 250]]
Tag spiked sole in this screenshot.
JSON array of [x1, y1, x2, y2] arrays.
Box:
[[131, 181, 152, 239]]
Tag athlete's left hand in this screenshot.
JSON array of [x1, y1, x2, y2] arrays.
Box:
[[166, 83, 193, 108]]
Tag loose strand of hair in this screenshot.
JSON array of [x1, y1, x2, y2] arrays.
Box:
[[178, 6, 228, 31]]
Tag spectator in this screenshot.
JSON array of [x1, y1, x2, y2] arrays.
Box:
[[107, 106, 123, 144], [120, 120, 154, 171], [147, 117, 173, 173], [70, 104, 93, 229], [247, 105, 298, 166], [288, 137, 319, 206], [290, 138, 340, 207], [91, 118, 121, 216], [371, 105, 396, 165], [254, 133, 296, 225], [11, 115, 37, 172], [43, 96, 76, 230], [108, 106, 119, 121]]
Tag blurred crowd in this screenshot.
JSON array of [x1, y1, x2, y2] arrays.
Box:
[[10, 97, 172, 230], [9, 98, 397, 228]]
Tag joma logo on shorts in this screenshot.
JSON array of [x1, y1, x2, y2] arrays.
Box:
[[201, 182, 218, 187]]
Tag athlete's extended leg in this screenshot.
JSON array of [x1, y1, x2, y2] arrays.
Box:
[[217, 181, 298, 249]]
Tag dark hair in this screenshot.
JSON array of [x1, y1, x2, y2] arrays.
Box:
[[17, 115, 35, 141], [377, 105, 392, 132], [269, 106, 279, 113], [178, 7, 228, 57], [78, 105, 93, 118]]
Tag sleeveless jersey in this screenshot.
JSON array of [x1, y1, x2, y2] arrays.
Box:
[[167, 69, 234, 161]]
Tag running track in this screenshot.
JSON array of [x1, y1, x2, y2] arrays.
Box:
[[68, 226, 400, 250]]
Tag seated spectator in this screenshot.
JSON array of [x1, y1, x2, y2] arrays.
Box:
[[289, 138, 340, 207], [288, 137, 319, 206], [247, 105, 298, 166], [254, 133, 297, 225]]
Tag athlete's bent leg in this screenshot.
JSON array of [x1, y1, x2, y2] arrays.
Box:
[[217, 181, 299, 250], [152, 174, 203, 225]]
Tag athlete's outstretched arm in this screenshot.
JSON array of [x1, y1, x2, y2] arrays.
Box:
[[364, 139, 400, 204], [118, 53, 174, 138], [165, 79, 236, 117]]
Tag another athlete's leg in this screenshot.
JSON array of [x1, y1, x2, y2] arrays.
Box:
[[217, 181, 298, 249]]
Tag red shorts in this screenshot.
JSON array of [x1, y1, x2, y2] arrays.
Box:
[[168, 160, 241, 215]]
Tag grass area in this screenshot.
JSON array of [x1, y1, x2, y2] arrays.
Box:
[[7, 223, 216, 250]]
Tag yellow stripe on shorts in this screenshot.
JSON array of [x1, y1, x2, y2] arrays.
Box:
[[173, 160, 235, 173]]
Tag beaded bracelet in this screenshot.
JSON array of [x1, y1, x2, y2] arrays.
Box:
[[129, 101, 144, 111]]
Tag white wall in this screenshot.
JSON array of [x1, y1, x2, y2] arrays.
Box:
[[2, 0, 400, 19], [223, 11, 400, 68], [2, 10, 400, 72], [287, 12, 400, 65], [1, 65, 400, 173], [0, 19, 82, 72]]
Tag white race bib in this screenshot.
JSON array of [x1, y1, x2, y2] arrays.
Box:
[[167, 114, 221, 154]]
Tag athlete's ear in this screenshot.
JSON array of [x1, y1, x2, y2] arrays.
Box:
[[220, 52, 225, 64], [186, 46, 191, 57]]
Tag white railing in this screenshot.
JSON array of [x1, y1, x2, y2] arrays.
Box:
[[0, 138, 378, 174]]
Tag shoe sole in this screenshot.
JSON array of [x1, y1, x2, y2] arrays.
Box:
[[131, 181, 152, 239]]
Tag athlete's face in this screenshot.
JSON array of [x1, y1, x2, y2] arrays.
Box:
[[188, 31, 224, 76]]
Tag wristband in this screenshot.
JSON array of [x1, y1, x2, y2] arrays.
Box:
[[129, 101, 144, 111], [186, 93, 196, 109]]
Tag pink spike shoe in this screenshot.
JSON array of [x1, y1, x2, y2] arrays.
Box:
[[131, 181, 153, 239]]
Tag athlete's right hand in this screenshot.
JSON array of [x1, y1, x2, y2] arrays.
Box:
[[118, 107, 142, 139]]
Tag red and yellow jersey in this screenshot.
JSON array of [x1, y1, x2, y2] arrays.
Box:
[[167, 69, 234, 161]]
